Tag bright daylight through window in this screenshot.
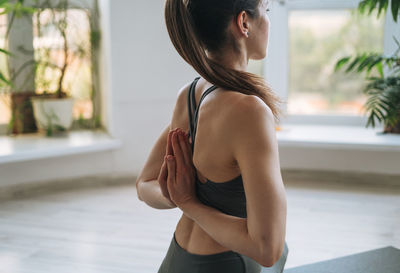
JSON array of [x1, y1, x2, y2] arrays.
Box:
[[33, 9, 94, 121], [0, 1, 99, 136], [287, 9, 385, 116]]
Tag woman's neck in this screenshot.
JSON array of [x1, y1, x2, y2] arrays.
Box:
[[208, 49, 249, 72]]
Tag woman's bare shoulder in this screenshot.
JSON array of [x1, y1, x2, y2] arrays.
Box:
[[221, 91, 272, 128]]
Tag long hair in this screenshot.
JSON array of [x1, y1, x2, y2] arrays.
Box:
[[164, 0, 285, 123]]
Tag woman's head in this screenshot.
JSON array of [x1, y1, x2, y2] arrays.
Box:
[[165, 0, 284, 122], [188, 0, 270, 60]]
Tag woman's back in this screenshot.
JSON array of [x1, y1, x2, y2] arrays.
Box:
[[174, 77, 249, 255], [189, 77, 243, 185], [155, 0, 289, 271]]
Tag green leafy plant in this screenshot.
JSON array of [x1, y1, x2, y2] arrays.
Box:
[[0, 0, 37, 135], [358, 0, 399, 23], [33, 0, 71, 99], [0, 0, 36, 89], [335, 0, 400, 134], [1, 0, 102, 136], [32, 0, 103, 132]]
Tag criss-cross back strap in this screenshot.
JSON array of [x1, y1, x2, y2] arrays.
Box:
[[187, 77, 201, 146], [187, 77, 218, 150], [192, 86, 218, 148]]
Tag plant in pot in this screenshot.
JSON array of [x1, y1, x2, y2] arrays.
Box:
[[335, 0, 400, 134], [1, 0, 101, 136], [0, 0, 38, 135], [30, 0, 76, 137]]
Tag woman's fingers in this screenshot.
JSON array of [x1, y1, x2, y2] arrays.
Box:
[[166, 128, 177, 156], [183, 131, 194, 165], [171, 131, 185, 169], [180, 130, 194, 169], [168, 128, 193, 168], [177, 130, 191, 166]]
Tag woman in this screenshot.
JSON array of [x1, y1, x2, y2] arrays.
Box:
[[136, 0, 289, 272]]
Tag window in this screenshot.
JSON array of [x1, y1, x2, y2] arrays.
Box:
[[288, 9, 384, 115], [0, 13, 9, 131], [0, 0, 101, 135], [264, 0, 398, 126], [33, 9, 94, 120]]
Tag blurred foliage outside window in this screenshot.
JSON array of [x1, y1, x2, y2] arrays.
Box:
[[0, 13, 8, 125], [288, 9, 385, 115], [0, 8, 94, 126]]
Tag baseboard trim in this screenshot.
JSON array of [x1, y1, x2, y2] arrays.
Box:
[[1, 169, 399, 202], [0, 175, 137, 201], [282, 169, 400, 188]]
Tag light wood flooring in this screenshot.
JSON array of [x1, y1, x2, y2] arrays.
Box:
[[0, 178, 399, 273]]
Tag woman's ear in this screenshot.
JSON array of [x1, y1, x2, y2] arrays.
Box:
[[236, 10, 250, 37]]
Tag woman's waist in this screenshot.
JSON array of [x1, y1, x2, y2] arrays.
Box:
[[175, 213, 232, 255]]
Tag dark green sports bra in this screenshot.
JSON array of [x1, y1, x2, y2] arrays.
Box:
[[187, 76, 247, 218]]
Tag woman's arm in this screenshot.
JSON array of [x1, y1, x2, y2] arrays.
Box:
[[136, 82, 191, 210], [136, 179, 176, 209], [181, 201, 267, 263], [179, 96, 287, 267], [135, 123, 177, 210]]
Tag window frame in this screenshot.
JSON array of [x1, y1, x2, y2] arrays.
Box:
[[265, 0, 398, 126]]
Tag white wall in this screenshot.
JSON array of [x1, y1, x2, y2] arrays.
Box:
[[0, 0, 399, 188], [0, 0, 197, 186], [105, 0, 197, 174]]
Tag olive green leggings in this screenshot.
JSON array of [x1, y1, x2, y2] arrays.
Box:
[[157, 232, 289, 273]]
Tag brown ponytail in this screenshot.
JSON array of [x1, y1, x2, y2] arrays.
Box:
[[164, 0, 285, 123]]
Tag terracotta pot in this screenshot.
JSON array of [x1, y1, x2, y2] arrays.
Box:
[[383, 116, 400, 134], [10, 92, 39, 135]]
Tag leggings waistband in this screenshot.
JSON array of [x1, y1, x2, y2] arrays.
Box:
[[172, 232, 241, 262], [158, 232, 288, 273]]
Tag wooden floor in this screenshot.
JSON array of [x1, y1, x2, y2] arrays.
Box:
[[0, 178, 399, 273]]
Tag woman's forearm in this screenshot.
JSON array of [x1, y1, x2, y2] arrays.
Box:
[[136, 180, 177, 209], [181, 200, 271, 267]]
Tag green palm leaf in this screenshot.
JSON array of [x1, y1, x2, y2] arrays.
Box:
[[391, 0, 400, 22]]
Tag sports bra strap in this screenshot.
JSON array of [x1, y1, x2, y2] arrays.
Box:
[[186, 76, 218, 150], [191, 85, 218, 148], [187, 77, 201, 145]]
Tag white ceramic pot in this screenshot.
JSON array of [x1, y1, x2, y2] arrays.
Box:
[[31, 97, 75, 132]]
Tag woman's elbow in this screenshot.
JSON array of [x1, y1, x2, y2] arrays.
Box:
[[248, 237, 271, 267], [254, 238, 282, 267], [258, 250, 275, 267], [255, 256, 273, 268], [259, 242, 285, 267]]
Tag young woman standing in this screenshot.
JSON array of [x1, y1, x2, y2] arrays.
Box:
[[136, 0, 289, 272]]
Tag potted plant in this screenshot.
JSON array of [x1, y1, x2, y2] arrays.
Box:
[[1, 0, 101, 137], [335, 0, 400, 134], [30, 0, 75, 136]]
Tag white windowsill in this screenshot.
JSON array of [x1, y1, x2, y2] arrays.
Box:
[[277, 124, 400, 152], [0, 124, 398, 166], [0, 129, 122, 164]]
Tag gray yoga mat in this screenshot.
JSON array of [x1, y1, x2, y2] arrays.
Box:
[[280, 246, 400, 273]]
